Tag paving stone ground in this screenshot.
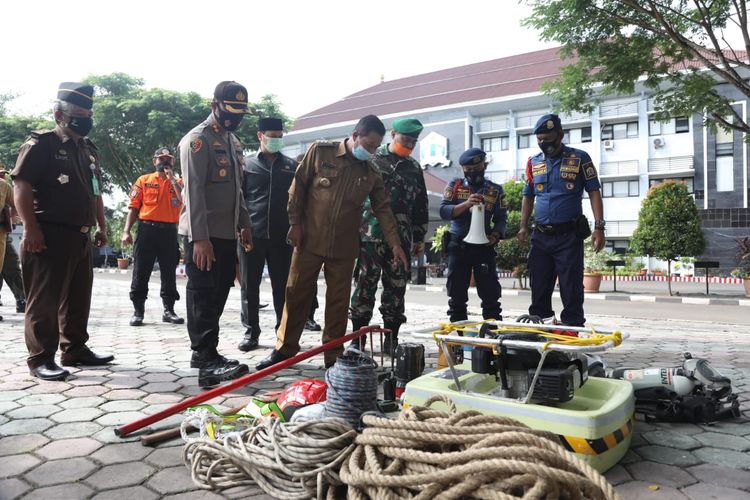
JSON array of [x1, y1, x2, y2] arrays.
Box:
[[1, 275, 749, 499]]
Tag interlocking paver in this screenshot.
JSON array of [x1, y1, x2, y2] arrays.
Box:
[[142, 372, 178, 382], [693, 432, 750, 451], [692, 447, 750, 469], [94, 410, 147, 426], [20, 483, 94, 500], [44, 421, 104, 439], [162, 491, 229, 500], [90, 485, 159, 500], [90, 441, 152, 464], [84, 461, 155, 489], [636, 445, 701, 467], [63, 385, 110, 397], [24, 457, 97, 486], [0, 418, 53, 435], [627, 461, 697, 488], [613, 481, 689, 499], [0, 477, 31, 499], [0, 401, 20, 414], [682, 482, 750, 499], [102, 388, 147, 400], [0, 454, 41, 477], [146, 465, 198, 494], [36, 437, 102, 459], [0, 434, 49, 456], [141, 382, 182, 393], [604, 464, 632, 485], [59, 396, 107, 409], [68, 376, 110, 386], [686, 463, 750, 491], [641, 430, 702, 450], [49, 407, 103, 423], [99, 400, 147, 412], [0, 391, 28, 402], [6, 405, 61, 419], [144, 445, 183, 467], [104, 377, 147, 389]]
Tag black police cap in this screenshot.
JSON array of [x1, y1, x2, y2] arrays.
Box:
[[57, 82, 94, 110]]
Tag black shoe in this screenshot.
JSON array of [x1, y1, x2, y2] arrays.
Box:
[[198, 363, 249, 388], [130, 305, 144, 327], [60, 349, 115, 367], [16, 299, 26, 313], [256, 349, 293, 370], [190, 350, 240, 369], [162, 309, 184, 324], [383, 335, 398, 356], [30, 361, 70, 381], [304, 319, 321, 331], [258, 303, 269, 310], [237, 328, 260, 352]]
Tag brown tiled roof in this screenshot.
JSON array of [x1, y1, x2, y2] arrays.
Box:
[[293, 47, 568, 131]]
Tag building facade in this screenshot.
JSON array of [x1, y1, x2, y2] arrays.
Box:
[[283, 48, 749, 272]]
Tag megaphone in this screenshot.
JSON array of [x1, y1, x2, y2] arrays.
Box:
[[463, 204, 489, 245]]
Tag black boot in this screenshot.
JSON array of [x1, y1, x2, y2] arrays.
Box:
[[190, 349, 240, 369], [348, 320, 369, 350], [162, 300, 184, 324], [197, 355, 249, 388], [129, 303, 145, 326], [16, 299, 26, 313], [383, 323, 400, 356], [237, 327, 260, 352]]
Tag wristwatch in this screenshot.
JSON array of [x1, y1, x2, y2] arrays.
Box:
[[594, 219, 606, 230]]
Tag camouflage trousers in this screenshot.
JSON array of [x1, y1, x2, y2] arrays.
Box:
[[350, 241, 410, 326]]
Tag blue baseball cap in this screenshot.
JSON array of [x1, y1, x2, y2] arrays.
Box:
[[459, 147, 487, 166], [533, 113, 562, 134]]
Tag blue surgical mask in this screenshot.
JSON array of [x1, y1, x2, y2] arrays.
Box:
[[352, 144, 372, 161], [264, 137, 284, 153]]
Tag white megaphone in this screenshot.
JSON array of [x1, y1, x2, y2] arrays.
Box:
[[463, 204, 489, 244]]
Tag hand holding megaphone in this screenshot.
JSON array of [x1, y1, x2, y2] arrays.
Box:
[[465, 193, 484, 206]]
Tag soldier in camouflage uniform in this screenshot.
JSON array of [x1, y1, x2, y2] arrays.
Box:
[[349, 118, 428, 354]]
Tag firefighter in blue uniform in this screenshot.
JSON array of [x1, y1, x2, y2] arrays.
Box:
[[517, 113, 605, 326], [440, 148, 507, 322]]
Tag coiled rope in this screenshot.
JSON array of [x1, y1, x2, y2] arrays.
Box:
[[324, 352, 379, 427], [340, 395, 620, 500], [183, 417, 357, 499]]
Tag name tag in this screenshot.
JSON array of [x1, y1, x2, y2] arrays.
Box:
[[531, 163, 547, 176]]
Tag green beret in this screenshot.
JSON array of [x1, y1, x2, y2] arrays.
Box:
[[391, 118, 423, 138]]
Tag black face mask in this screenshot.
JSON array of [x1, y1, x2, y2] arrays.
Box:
[[65, 115, 93, 137], [215, 109, 244, 132], [155, 161, 169, 172], [465, 171, 485, 186], [539, 133, 562, 157]]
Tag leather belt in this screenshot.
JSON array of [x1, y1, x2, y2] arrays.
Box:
[[534, 221, 575, 235], [139, 220, 176, 228]]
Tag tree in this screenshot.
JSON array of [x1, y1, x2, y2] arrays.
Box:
[[0, 113, 55, 168], [83, 73, 292, 192], [502, 179, 524, 212], [524, 1, 750, 136], [630, 181, 705, 295], [495, 182, 533, 288]]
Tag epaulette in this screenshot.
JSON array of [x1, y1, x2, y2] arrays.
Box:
[[315, 140, 337, 147], [85, 138, 99, 151], [24, 130, 54, 146]]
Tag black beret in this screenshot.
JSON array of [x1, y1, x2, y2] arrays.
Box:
[[459, 147, 487, 166], [258, 117, 283, 131], [57, 82, 94, 110], [214, 81, 250, 114], [533, 113, 562, 134]]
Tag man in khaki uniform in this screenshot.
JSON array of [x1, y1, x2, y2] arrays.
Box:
[[257, 115, 408, 369], [179, 81, 253, 387], [0, 170, 13, 322]]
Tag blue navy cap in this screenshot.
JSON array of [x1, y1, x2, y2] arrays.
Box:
[[533, 113, 562, 134], [459, 147, 487, 166]]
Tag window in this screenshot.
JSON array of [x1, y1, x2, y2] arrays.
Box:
[[675, 117, 690, 133], [481, 136, 509, 152], [649, 120, 662, 136], [566, 127, 592, 144], [517, 134, 531, 149], [716, 116, 734, 156], [602, 121, 637, 140], [602, 180, 639, 198], [605, 240, 630, 255], [716, 156, 734, 192], [649, 177, 694, 194]]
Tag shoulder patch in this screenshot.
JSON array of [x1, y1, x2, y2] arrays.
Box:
[[190, 138, 203, 154], [584, 163, 598, 180]]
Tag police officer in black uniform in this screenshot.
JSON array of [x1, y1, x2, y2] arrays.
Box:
[[237, 117, 298, 351], [518, 114, 605, 326], [439, 148, 507, 322], [12, 82, 114, 381]]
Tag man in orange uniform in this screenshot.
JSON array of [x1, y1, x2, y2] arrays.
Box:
[[122, 147, 184, 326]]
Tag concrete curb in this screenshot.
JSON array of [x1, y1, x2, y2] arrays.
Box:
[[406, 284, 750, 306]]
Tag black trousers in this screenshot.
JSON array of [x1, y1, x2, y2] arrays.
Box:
[[1, 236, 25, 301], [130, 222, 180, 307], [239, 237, 292, 332], [22, 224, 92, 369], [184, 237, 236, 352], [445, 240, 502, 322]]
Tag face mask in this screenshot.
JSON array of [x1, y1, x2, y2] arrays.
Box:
[[352, 144, 373, 161], [391, 141, 413, 158], [264, 136, 284, 153], [465, 171, 485, 185], [539, 133, 561, 156], [216, 109, 244, 131], [155, 161, 172, 172], [65, 115, 93, 137]]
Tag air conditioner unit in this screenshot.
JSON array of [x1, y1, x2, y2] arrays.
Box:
[[653, 137, 666, 148], [603, 139, 615, 150]]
